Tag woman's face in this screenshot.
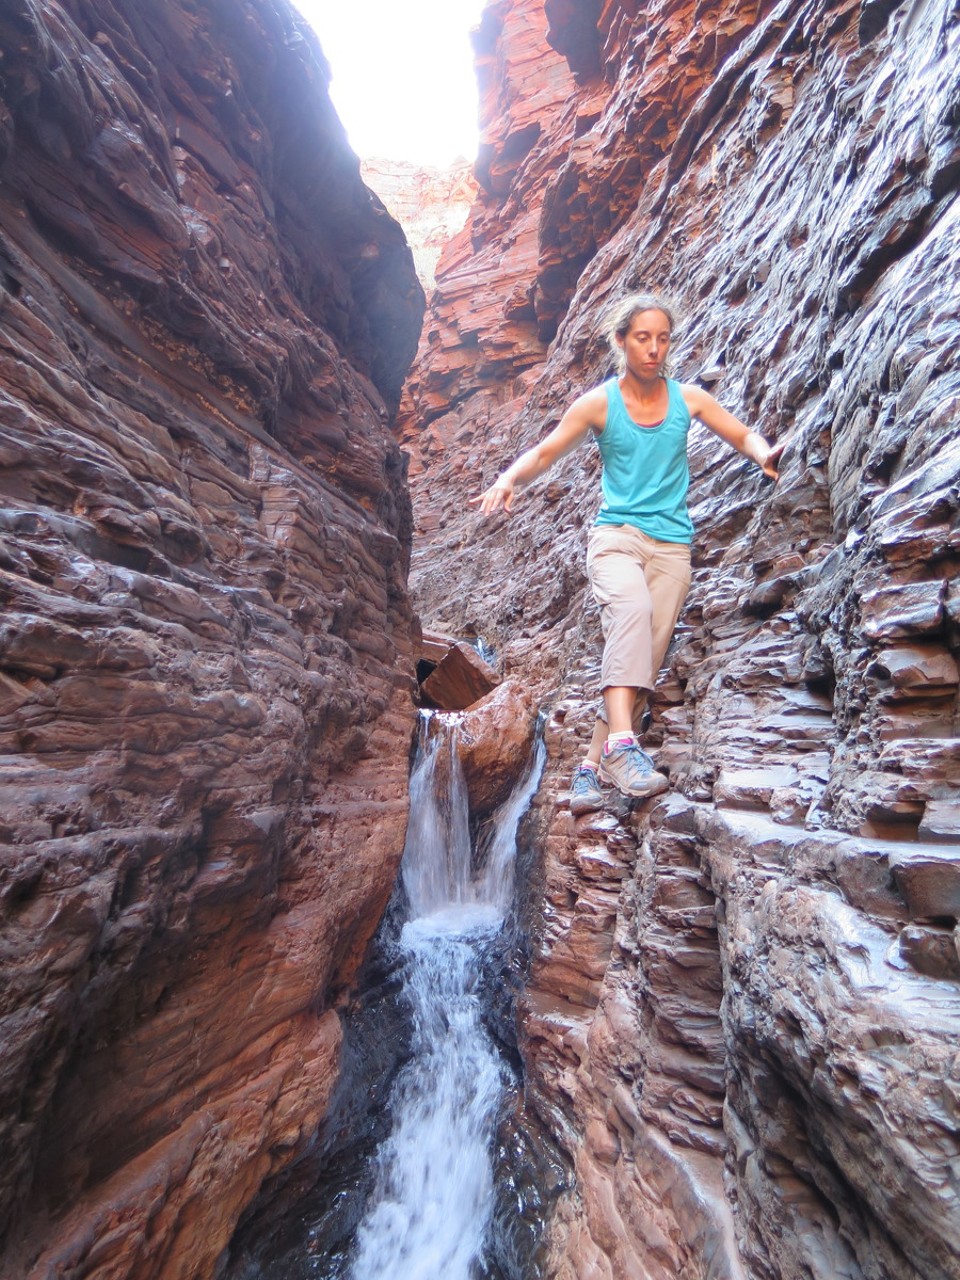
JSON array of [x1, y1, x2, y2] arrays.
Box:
[[619, 309, 672, 375]]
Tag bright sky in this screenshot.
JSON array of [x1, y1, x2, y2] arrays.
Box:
[[292, 0, 487, 165]]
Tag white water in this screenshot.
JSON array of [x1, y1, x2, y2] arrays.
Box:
[[348, 716, 544, 1280]]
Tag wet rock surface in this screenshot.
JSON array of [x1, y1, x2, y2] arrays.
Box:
[[457, 678, 540, 818], [221, 910, 412, 1280], [402, 0, 960, 1274], [0, 0, 422, 1275], [227, 722, 565, 1280]]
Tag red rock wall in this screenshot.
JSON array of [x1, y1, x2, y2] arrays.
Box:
[[360, 157, 478, 289], [0, 1, 422, 1275], [402, 0, 960, 1275]]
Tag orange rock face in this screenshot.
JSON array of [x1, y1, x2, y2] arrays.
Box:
[[361, 158, 478, 289], [400, 0, 960, 1275], [455, 677, 539, 817], [0, 1, 422, 1276], [398, 0, 584, 449]]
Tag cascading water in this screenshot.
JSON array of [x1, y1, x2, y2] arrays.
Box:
[[221, 713, 551, 1280], [347, 714, 545, 1280]]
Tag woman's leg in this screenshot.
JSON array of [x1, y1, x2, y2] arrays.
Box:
[[584, 529, 691, 761], [587, 527, 656, 691], [583, 710, 609, 768], [604, 685, 637, 736], [581, 526, 655, 770], [583, 687, 632, 767], [629, 540, 691, 733]]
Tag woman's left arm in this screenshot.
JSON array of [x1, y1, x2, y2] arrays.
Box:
[[682, 384, 783, 480]]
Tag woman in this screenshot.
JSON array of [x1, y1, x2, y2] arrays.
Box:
[[473, 292, 782, 814]]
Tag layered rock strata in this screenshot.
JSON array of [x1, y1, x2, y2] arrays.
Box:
[[0, 1, 422, 1275], [360, 157, 478, 289], [402, 0, 960, 1274]]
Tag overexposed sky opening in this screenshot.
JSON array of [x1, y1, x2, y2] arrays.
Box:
[[292, 0, 487, 165]]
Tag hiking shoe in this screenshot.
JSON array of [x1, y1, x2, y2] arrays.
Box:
[[598, 739, 668, 799], [569, 764, 603, 816]]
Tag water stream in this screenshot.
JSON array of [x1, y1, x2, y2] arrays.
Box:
[[347, 715, 545, 1280], [224, 713, 548, 1280]]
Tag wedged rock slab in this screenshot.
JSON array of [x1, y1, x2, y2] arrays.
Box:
[[420, 637, 500, 710]]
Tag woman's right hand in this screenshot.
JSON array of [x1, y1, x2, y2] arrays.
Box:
[[467, 394, 602, 519], [470, 477, 516, 516]]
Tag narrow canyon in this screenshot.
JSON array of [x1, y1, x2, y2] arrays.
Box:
[[1, 0, 958, 1278]]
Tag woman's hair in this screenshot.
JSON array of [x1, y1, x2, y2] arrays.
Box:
[[605, 291, 679, 372]]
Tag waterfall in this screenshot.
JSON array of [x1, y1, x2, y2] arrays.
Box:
[[347, 714, 544, 1280], [399, 722, 473, 919]]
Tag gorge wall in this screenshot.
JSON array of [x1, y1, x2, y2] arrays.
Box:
[[360, 157, 478, 289], [401, 0, 960, 1276], [0, 1, 423, 1276]]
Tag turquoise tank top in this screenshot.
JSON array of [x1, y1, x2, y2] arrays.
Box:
[[594, 376, 694, 543]]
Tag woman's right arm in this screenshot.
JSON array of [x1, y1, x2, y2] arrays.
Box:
[[472, 387, 607, 515]]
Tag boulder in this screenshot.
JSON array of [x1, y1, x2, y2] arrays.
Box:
[[420, 640, 500, 711], [455, 679, 539, 818]]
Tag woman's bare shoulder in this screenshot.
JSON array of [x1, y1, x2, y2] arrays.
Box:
[[571, 382, 610, 432], [677, 382, 713, 413]]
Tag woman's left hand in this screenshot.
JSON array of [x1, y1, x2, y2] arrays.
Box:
[[470, 477, 517, 515], [758, 440, 784, 481]]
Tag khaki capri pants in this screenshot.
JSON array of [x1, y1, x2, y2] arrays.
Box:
[[586, 524, 692, 728]]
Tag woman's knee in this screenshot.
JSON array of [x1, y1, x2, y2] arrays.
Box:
[[602, 594, 652, 632]]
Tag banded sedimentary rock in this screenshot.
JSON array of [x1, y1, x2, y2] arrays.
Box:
[[361, 157, 478, 289], [0, 0, 422, 1275], [402, 0, 960, 1275]]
